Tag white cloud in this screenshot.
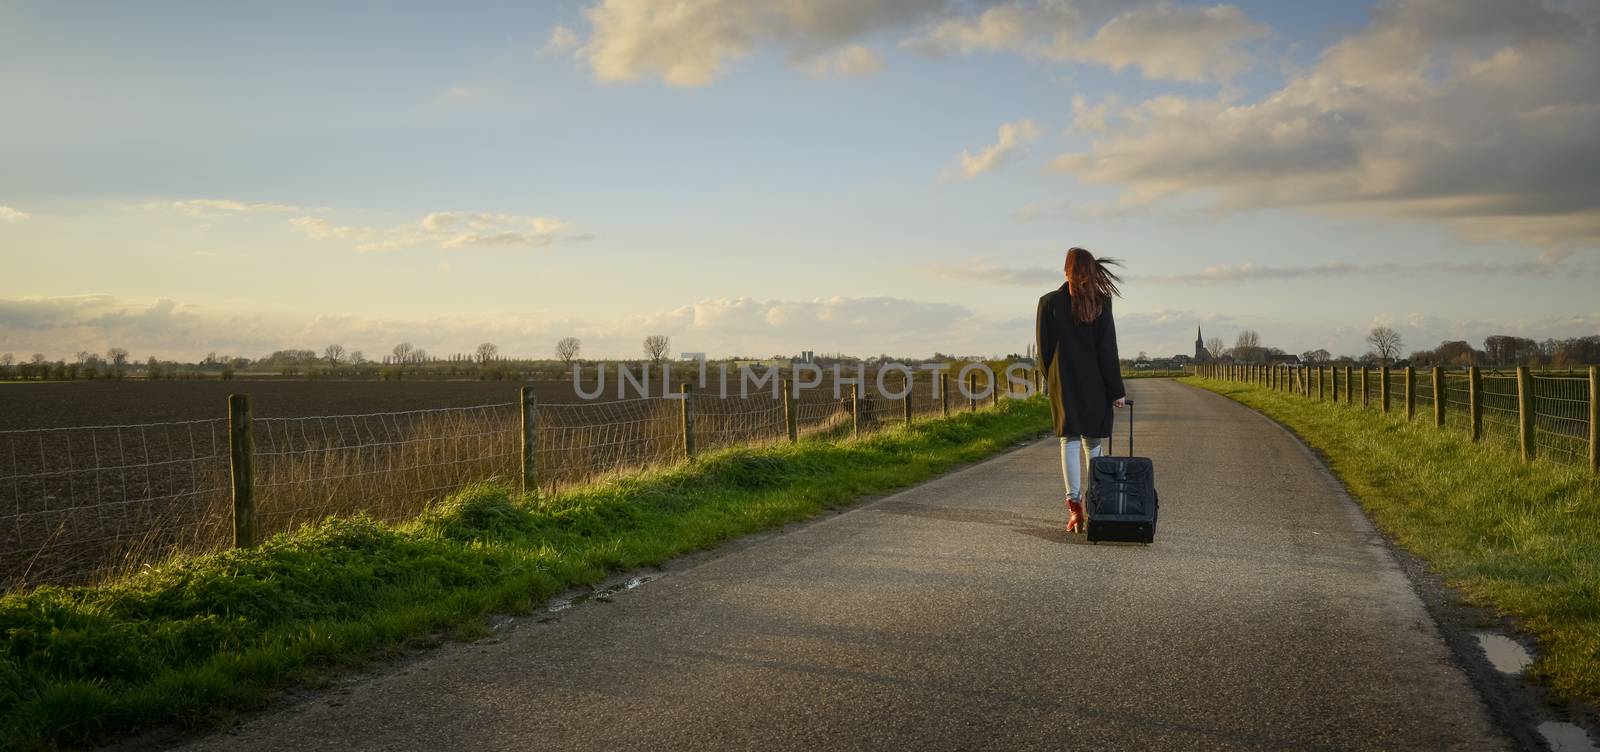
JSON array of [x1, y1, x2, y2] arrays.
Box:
[[141, 199, 300, 215], [931, 261, 1059, 286], [1072, 3, 1267, 82], [907, 2, 1267, 82], [542, 24, 581, 57], [931, 252, 1596, 287], [1070, 94, 1115, 132], [0, 294, 1022, 361], [801, 45, 885, 78], [578, 0, 942, 86], [0, 206, 29, 223], [1048, 0, 1600, 248], [568, 1, 1269, 86], [949, 118, 1041, 180], [290, 211, 572, 253]]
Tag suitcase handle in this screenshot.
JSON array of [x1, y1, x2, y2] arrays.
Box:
[[1118, 399, 1133, 456]]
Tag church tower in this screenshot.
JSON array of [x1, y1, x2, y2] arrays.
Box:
[[1195, 325, 1206, 362]]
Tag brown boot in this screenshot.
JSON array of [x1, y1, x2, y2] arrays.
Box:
[[1065, 498, 1085, 533]]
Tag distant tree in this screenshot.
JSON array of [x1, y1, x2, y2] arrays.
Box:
[[31, 353, 47, 366], [1300, 349, 1331, 365], [1136, 351, 1148, 362], [1233, 330, 1265, 363], [556, 337, 581, 365], [1434, 340, 1478, 366], [324, 344, 346, 366], [1482, 335, 1539, 366], [392, 342, 415, 365], [475, 342, 499, 363], [412, 347, 428, 363], [1205, 337, 1226, 359], [0, 353, 11, 367], [348, 350, 365, 365], [1366, 327, 1403, 365], [105, 348, 129, 376], [643, 335, 670, 363]]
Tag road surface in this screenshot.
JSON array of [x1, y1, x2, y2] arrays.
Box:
[[177, 379, 1506, 751]]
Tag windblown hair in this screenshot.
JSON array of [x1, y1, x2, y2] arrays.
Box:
[[1064, 247, 1123, 324]]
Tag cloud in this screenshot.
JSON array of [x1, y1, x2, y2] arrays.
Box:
[[1070, 94, 1115, 132], [801, 44, 885, 78], [0, 206, 28, 223], [140, 199, 300, 215], [290, 211, 572, 253], [1071, 3, 1267, 82], [542, 24, 581, 57], [568, 1, 1269, 86], [932, 252, 1595, 288], [579, 0, 944, 86], [931, 261, 1059, 286], [1144, 254, 1595, 284], [1048, 0, 1600, 248], [0, 294, 1024, 362], [907, 2, 1267, 82], [949, 118, 1041, 180]]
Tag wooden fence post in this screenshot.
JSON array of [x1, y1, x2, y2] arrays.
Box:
[[1346, 366, 1355, 405], [1361, 367, 1370, 408], [783, 378, 798, 443], [680, 383, 696, 459], [968, 373, 978, 412], [1469, 366, 1483, 442], [941, 375, 951, 417], [227, 393, 256, 549], [520, 386, 538, 495], [850, 385, 862, 438], [1589, 366, 1598, 475], [1380, 366, 1392, 413], [1331, 367, 1340, 403], [903, 376, 914, 426], [1404, 366, 1416, 421], [1516, 366, 1534, 463], [1431, 367, 1445, 428]]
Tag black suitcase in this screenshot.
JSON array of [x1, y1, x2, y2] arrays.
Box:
[[1085, 400, 1157, 544]]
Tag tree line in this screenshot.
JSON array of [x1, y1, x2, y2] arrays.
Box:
[[0, 334, 691, 381], [1210, 328, 1600, 369]]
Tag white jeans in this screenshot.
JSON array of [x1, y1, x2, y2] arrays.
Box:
[[1060, 436, 1106, 501]]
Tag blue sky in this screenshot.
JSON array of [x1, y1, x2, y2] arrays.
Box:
[[1, 0, 1596, 362]]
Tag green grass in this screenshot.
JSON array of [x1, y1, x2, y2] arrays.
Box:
[[1190, 377, 1600, 704], [0, 398, 1050, 750]]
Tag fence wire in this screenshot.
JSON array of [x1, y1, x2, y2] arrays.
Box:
[[0, 419, 232, 589], [4, 378, 1031, 593], [1479, 375, 1521, 450], [536, 396, 681, 493], [253, 403, 519, 534], [1210, 366, 1595, 469], [1532, 376, 1589, 465]]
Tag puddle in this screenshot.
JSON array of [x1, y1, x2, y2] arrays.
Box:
[[1538, 722, 1599, 752], [546, 574, 662, 613], [1474, 632, 1533, 674]]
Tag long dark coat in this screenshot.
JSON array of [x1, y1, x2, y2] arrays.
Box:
[[1036, 282, 1126, 438]]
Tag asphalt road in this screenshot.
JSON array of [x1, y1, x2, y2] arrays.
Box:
[[176, 379, 1508, 751]]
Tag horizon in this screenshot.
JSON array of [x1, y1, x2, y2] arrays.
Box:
[[3, 0, 1597, 362]]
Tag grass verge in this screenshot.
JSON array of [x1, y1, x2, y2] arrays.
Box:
[[0, 398, 1050, 750], [1189, 377, 1600, 705]]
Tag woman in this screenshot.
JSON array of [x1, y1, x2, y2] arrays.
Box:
[[1035, 247, 1127, 533]]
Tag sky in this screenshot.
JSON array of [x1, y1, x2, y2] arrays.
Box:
[[1, 0, 1597, 362]]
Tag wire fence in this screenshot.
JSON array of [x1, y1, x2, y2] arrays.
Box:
[[1198, 364, 1597, 476], [0, 420, 233, 588], [1, 373, 1027, 591]]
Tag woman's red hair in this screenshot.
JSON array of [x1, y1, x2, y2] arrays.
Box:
[[1064, 247, 1123, 324]]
